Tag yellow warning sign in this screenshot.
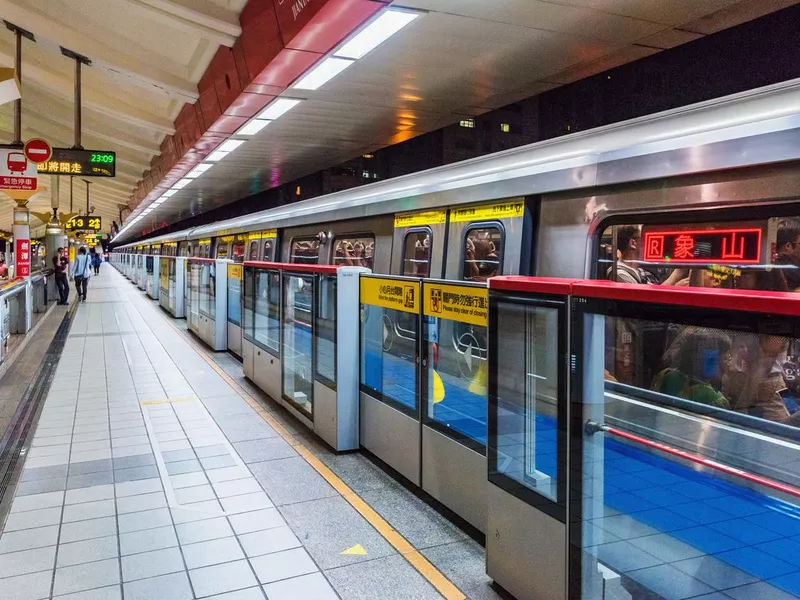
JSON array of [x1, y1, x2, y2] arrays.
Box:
[[451, 200, 524, 223], [247, 232, 261, 241], [394, 210, 446, 228], [424, 282, 488, 327], [360, 277, 420, 314], [228, 264, 243, 280], [261, 229, 278, 239], [341, 544, 367, 556]]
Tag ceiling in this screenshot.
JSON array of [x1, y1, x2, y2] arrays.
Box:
[[0, 0, 795, 241], [0, 0, 246, 236]]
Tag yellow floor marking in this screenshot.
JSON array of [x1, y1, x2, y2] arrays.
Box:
[[140, 394, 197, 406], [341, 544, 368, 556], [149, 301, 466, 600]]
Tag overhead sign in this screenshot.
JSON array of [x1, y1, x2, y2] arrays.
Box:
[[66, 215, 102, 232], [37, 148, 116, 177], [424, 282, 488, 327], [642, 228, 762, 264], [394, 210, 446, 228], [0, 148, 37, 190], [24, 139, 52, 164], [451, 200, 524, 223], [360, 277, 419, 314]]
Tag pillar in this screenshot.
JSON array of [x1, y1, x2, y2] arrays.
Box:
[[12, 200, 30, 278]]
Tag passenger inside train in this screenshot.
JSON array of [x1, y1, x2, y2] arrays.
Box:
[[601, 219, 800, 429]]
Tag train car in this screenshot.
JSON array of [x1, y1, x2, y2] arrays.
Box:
[[112, 78, 800, 539]]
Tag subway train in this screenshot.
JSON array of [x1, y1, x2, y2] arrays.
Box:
[[113, 77, 800, 594]]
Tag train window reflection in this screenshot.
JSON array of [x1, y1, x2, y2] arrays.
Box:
[[254, 270, 280, 353], [462, 225, 503, 282], [248, 241, 259, 261], [598, 217, 800, 291], [402, 230, 431, 278], [332, 235, 374, 270], [232, 242, 245, 263], [290, 238, 319, 264]]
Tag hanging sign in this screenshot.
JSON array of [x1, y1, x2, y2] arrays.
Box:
[[37, 148, 116, 177], [0, 148, 37, 190], [24, 139, 52, 164], [66, 216, 102, 232]]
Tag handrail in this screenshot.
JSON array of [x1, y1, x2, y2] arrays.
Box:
[[0, 278, 26, 298], [587, 420, 800, 500], [243, 261, 338, 274]]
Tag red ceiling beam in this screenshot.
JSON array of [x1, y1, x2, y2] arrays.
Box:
[[130, 0, 384, 218]]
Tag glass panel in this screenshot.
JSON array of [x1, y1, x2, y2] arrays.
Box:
[[282, 274, 314, 416], [159, 258, 169, 292], [243, 267, 255, 339], [209, 262, 216, 320], [463, 226, 503, 281], [360, 303, 418, 416], [315, 275, 336, 386], [254, 270, 280, 353], [187, 262, 201, 331], [579, 307, 800, 600], [597, 218, 800, 290], [290, 238, 319, 264], [489, 302, 560, 502], [227, 265, 242, 326], [332, 236, 374, 269], [402, 231, 431, 277]]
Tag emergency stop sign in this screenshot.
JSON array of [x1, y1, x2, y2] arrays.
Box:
[[24, 138, 52, 163]]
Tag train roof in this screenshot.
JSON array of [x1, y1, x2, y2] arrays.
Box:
[[116, 77, 800, 249]]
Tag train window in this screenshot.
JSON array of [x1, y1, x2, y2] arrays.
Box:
[[598, 217, 800, 292], [254, 270, 280, 354], [263, 239, 275, 261], [462, 224, 504, 282], [332, 235, 374, 270], [248, 240, 259, 261], [232, 242, 245, 264], [216, 243, 228, 259], [402, 229, 431, 277], [290, 237, 319, 264]]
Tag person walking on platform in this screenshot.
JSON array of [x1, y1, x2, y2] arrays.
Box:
[[73, 246, 92, 302], [92, 250, 102, 276], [53, 247, 69, 305]]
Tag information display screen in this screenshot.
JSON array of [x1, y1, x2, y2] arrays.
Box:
[[67, 215, 102, 232], [642, 228, 762, 264], [37, 148, 116, 177]]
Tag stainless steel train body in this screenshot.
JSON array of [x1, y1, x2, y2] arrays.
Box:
[[113, 78, 800, 534]]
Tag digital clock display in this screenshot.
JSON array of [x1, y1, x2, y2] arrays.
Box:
[[37, 148, 116, 177]]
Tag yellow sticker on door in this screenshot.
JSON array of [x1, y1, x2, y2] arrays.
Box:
[[451, 200, 524, 222], [360, 276, 420, 314], [424, 283, 488, 327]]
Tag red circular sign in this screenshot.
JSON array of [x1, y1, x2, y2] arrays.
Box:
[[24, 138, 52, 163]]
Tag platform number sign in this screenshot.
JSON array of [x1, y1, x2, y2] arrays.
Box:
[[67, 216, 102, 232]]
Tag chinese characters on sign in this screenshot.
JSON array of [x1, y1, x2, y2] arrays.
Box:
[[38, 161, 83, 174], [15, 238, 30, 277], [36, 148, 116, 177], [360, 277, 420, 314], [643, 228, 762, 264], [424, 283, 489, 327]]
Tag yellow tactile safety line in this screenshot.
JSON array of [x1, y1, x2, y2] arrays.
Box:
[[146, 298, 466, 600]]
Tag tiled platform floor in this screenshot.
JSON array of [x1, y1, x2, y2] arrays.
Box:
[[0, 268, 492, 600]]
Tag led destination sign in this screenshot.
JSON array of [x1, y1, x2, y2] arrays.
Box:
[[66, 216, 102, 232], [37, 148, 116, 177], [643, 228, 762, 264]]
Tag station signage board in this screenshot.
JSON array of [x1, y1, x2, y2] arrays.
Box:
[[0, 147, 37, 191], [15, 238, 30, 277], [37, 148, 116, 177], [66, 215, 102, 232]]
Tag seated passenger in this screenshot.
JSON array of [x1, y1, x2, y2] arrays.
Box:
[[652, 327, 732, 409], [609, 225, 686, 285], [775, 224, 800, 292]]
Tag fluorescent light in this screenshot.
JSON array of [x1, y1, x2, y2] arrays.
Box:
[[293, 57, 354, 90], [257, 98, 302, 120], [172, 178, 191, 190], [207, 149, 229, 162], [334, 10, 419, 60], [236, 118, 271, 136], [218, 139, 245, 152], [186, 163, 213, 178]]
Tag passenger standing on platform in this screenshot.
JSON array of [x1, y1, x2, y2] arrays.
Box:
[[73, 246, 92, 302], [92, 250, 102, 276], [53, 247, 69, 305]]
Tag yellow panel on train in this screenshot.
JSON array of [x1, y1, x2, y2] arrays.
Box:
[[451, 200, 524, 222]]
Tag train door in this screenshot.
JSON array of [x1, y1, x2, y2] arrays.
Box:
[[390, 209, 447, 278], [261, 230, 278, 262]]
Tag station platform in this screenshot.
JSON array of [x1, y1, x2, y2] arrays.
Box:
[[0, 268, 495, 600]]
